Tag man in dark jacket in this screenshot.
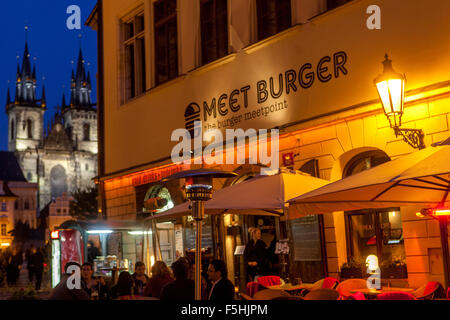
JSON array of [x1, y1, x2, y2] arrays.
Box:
[[49, 262, 89, 300], [206, 259, 235, 301], [28, 246, 44, 290]]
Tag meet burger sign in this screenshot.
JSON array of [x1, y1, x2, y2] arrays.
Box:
[[184, 51, 349, 133]]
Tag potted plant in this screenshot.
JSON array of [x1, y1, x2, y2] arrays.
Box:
[[8, 286, 40, 300], [380, 256, 408, 279], [339, 257, 365, 279]]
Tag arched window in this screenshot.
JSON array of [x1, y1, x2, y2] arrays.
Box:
[[50, 165, 68, 199], [83, 123, 90, 141], [27, 119, 33, 139], [343, 150, 406, 270], [10, 119, 15, 140]]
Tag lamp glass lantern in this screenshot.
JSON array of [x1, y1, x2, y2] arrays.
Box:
[[374, 55, 406, 129]]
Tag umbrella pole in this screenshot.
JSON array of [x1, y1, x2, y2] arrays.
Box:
[[192, 201, 204, 300], [439, 216, 449, 289]]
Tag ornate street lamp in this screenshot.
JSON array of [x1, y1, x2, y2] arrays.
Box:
[[163, 168, 237, 300], [374, 54, 425, 149]]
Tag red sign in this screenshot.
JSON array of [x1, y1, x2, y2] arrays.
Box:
[[131, 165, 183, 187]]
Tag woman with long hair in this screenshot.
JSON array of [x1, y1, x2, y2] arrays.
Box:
[[144, 261, 174, 298], [109, 271, 134, 299]]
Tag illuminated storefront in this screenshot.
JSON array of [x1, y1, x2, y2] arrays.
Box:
[[91, 0, 450, 288]]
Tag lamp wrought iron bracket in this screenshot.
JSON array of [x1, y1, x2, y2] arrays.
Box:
[[393, 127, 425, 150]]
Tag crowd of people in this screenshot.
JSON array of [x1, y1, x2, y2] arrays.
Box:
[[49, 257, 235, 301], [0, 245, 46, 290]]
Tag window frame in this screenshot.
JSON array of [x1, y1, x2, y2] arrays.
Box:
[[200, 0, 229, 65], [256, 0, 292, 41], [120, 9, 147, 104], [1, 224, 6, 236], [345, 208, 404, 264], [153, 0, 179, 86]]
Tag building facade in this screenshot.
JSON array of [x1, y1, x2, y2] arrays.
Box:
[[0, 151, 38, 242], [5, 41, 98, 209], [93, 0, 450, 288]]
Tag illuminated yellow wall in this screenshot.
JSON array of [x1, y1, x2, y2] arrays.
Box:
[[101, 0, 450, 176]]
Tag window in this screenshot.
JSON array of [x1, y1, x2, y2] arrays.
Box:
[[27, 172, 33, 181], [346, 209, 406, 264], [256, 0, 291, 41], [83, 123, 90, 141], [154, 0, 178, 85], [327, 0, 353, 11], [27, 119, 33, 139], [85, 163, 89, 171], [10, 119, 15, 141], [122, 12, 146, 102], [14, 200, 18, 210], [200, 0, 228, 65], [24, 199, 30, 210], [1, 224, 6, 236], [344, 150, 406, 265], [1, 202, 6, 212]]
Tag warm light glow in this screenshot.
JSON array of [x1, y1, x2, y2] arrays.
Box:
[[433, 209, 450, 216], [86, 230, 113, 234], [50, 230, 59, 239], [366, 255, 379, 270], [376, 78, 404, 127], [1, 243, 11, 247], [128, 231, 153, 235], [150, 255, 155, 267], [416, 211, 425, 218]]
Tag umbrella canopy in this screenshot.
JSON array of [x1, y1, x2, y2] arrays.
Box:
[[145, 170, 330, 221], [288, 139, 450, 219]]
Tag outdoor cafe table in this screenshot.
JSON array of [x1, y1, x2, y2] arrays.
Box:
[[350, 287, 414, 298], [266, 283, 314, 293]]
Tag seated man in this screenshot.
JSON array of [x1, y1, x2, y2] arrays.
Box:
[[81, 262, 109, 300], [131, 261, 149, 296], [49, 262, 90, 300], [207, 259, 235, 301]]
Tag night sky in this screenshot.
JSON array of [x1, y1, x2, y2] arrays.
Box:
[[0, 0, 97, 151]]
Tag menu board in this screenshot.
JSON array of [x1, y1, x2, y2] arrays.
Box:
[[291, 215, 322, 261], [184, 224, 213, 250], [174, 224, 184, 259], [107, 232, 122, 258]]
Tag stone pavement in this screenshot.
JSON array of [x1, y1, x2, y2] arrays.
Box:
[[0, 261, 52, 300]]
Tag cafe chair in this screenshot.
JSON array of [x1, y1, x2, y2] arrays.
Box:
[[377, 292, 416, 300], [347, 291, 366, 300], [335, 279, 367, 300], [257, 276, 282, 287], [303, 288, 340, 300], [272, 296, 305, 300], [246, 281, 261, 297], [322, 277, 339, 289], [299, 277, 339, 296], [252, 289, 293, 300], [410, 281, 444, 300]]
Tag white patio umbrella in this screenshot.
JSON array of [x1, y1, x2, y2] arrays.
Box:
[[287, 137, 450, 219], [145, 169, 330, 221]]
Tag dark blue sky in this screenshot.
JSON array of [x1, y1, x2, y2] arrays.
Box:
[[0, 0, 97, 151]]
